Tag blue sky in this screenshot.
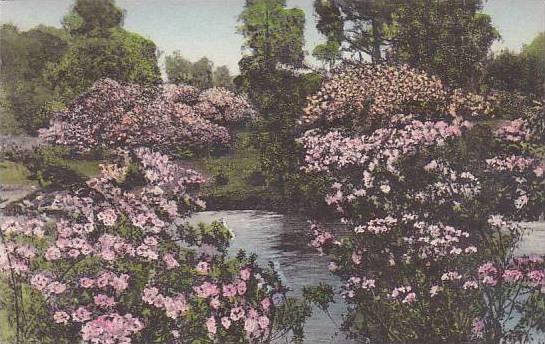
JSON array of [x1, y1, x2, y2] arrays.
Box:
[[1, 0, 544, 73]]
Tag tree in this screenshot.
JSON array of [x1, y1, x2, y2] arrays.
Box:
[[165, 51, 193, 85], [312, 0, 343, 67], [237, 0, 314, 201], [312, 40, 342, 68], [238, 0, 305, 71], [386, 0, 499, 88], [45, 28, 161, 102], [520, 32, 545, 96], [62, 0, 124, 36], [313, 0, 400, 63], [313, 0, 499, 88], [0, 24, 69, 133], [191, 57, 214, 89], [165, 53, 230, 89], [213, 65, 234, 88], [484, 33, 544, 97]]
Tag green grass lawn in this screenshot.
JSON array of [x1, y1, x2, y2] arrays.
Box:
[[197, 132, 272, 207], [0, 159, 101, 186], [0, 161, 34, 185]]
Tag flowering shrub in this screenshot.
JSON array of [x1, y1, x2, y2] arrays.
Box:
[[0, 148, 309, 343], [0, 79, 313, 343], [38, 79, 255, 152], [300, 64, 490, 128], [299, 64, 545, 343]]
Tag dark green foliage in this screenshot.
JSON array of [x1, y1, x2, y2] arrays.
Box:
[[165, 52, 233, 89], [387, 0, 499, 89], [313, 0, 401, 62], [62, 0, 124, 36], [303, 283, 335, 312], [313, 0, 499, 88], [246, 170, 266, 186], [485, 33, 545, 97], [1, 0, 161, 133], [238, 0, 305, 70], [191, 57, 214, 89], [165, 51, 193, 84], [237, 0, 335, 213], [312, 40, 342, 69], [15, 147, 86, 188], [46, 28, 161, 102], [212, 65, 234, 89], [0, 24, 69, 133], [214, 171, 229, 186]]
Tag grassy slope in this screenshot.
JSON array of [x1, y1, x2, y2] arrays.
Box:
[[0, 159, 101, 186], [196, 132, 276, 210]]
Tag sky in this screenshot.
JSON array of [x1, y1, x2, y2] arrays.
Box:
[[1, 0, 544, 74]]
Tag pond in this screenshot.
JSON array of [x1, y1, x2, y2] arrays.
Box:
[[189, 210, 353, 344], [189, 210, 545, 344]]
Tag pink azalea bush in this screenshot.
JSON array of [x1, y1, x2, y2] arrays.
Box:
[[299, 64, 545, 343], [0, 80, 310, 343], [1, 150, 307, 343], [38, 79, 255, 152]]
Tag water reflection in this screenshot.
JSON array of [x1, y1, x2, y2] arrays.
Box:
[[188, 210, 353, 344]]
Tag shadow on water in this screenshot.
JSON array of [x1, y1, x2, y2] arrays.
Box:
[[188, 210, 353, 344]]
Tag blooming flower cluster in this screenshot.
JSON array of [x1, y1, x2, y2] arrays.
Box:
[[299, 63, 545, 342], [0, 148, 296, 343], [0, 69, 316, 343], [38, 78, 254, 151], [300, 64, 490, 126]]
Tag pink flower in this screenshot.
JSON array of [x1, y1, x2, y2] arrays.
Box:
[[429, 285, 441, 297], [196, 261, 210, 274], [80, 277, 95, 289], [472, 317, 485, 338], [230, 306, 245, 321], [223, 283, 237, 298], [142, 287, 161, 306], [260, 297, 271, 312], [244, 317, 259, 334], [240, 267, 251, 281], [96, 272, 111, 288], [53, 311, 70, 324], [351, 252, 362, 265], [45, 246, 61, 261], [81, 313, 143, 343], [194, 281, 219, 298], [162, 254, 180, 269], [237, 281, 247, 295], [482, 276, 497, 286], [402, 292, 416, 304], [528, 270, 545, 283], [502, 269, 524, 283], [206, 316, 216, 337], [47, 281, 67, 295], [258, 315, 270, 329], [328, 261, 339, 271], [30, 273, 50, 291], [111, 274, 129, 291], [210, 297, 221, 309], [463, 281, 479, 289], [72, 307, 92, 322], [94, 294, 116, 308], [97, 208, 117, 226], [221, 316, 232, 329]]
